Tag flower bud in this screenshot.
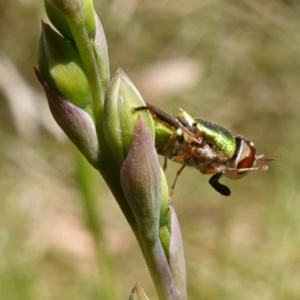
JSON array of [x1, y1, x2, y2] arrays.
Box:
[[104, 68, 154, 166], [120, 117, 160, 242], [45, 0, 95, 40], [35, 68, 99, 166], [44, 1, 72, 41], [38, 21, 92, 112], [93, 13, 110, 88], [128, 282, 150, 300]]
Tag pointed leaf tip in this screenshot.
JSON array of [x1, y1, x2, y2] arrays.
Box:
[[128, 282, 150, 300]]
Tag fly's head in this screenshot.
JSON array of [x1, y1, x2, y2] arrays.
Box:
[[209, 136, 273, 196]]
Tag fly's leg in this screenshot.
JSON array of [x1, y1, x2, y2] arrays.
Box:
[[169, 146, 195, 199], [157, 130, 181, 154], [163, 158, 168, 171], [133, 103, 179, 132], [226, 165, 269, 173], [169, 159, 189, 199]]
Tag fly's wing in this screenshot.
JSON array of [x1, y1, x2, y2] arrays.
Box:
[[174, 106, 236, 159], [173, 107, 195, 131], [145, 103, 180, 132]]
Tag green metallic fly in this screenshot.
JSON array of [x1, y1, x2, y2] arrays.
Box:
[[134, 103, 272, 196]]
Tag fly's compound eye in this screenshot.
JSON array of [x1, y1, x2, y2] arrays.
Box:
[[236, 139, 256, 169], [226, 137, 257, 179]]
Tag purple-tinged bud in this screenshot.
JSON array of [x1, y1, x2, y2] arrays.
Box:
[[128, 282, 150, 300], [104, 68, 154, 166], [120, 117, 160, 241], [38, 22, 92, 112], [35, 68, 99, 166]]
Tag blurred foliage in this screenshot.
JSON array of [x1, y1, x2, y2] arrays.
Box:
[[1, 0, 300, 299]]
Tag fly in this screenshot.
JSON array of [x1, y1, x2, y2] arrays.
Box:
[[134, 103, 272, 196]]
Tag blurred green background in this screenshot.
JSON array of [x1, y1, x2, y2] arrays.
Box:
[[1, 0, 300, 299]]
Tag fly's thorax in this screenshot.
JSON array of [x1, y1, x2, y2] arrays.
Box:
[[225, 137, 257, 180], [173, 107, 236, 159], [193, 119, 236, 159]]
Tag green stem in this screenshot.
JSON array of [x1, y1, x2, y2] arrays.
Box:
[[67, 19, 104, 125], [98, 156, 138, 236], [139, 236, 182, 300]]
